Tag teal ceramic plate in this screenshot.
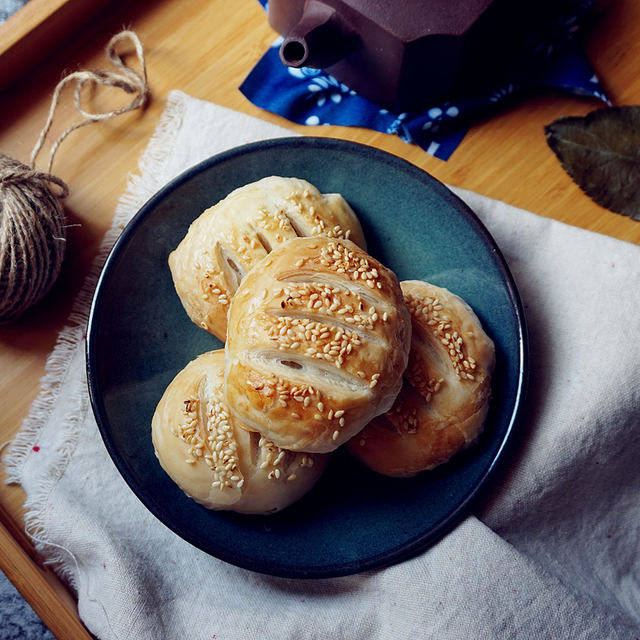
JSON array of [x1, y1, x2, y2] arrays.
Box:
[[87, 137, 527, 578]]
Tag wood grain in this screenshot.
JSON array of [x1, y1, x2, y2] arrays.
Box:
[[0, 0, 639, 637], [0, 0, 114, 90]]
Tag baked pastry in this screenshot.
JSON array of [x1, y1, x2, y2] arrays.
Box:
[[152, 350, 328, 514], [168, 176, 366, 341], [346, 280, 495, 476], [224, 236, 411, 453]]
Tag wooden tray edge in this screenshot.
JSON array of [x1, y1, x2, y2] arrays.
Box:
[[0, 0, 113, 91]]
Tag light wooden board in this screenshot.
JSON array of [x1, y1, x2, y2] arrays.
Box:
[[0, 0, 639, 637]]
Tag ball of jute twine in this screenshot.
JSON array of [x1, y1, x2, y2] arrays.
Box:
[[0, 30, 149, 323]]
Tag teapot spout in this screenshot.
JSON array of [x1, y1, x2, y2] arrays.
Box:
[[279, 0, 355, 69]]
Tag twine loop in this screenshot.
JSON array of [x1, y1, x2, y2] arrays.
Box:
[[30, 29, 150, 173]]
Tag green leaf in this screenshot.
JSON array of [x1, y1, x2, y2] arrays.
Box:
[[544, 106, 640, 221]]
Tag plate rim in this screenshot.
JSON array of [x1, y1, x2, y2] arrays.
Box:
[[87, 136, 528, 579]]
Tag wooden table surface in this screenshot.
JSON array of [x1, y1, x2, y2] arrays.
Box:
[[0, 0, 638, 637]]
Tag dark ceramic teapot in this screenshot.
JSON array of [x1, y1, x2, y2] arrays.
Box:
[[268, 0, 589, 111]]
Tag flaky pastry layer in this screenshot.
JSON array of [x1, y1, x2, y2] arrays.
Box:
[[168, 176, 366, 340], [224, 237, 411, 453], [347, 280, 495, 476], [151, 350, 328, 514]]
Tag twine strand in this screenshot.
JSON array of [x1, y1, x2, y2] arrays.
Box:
[[0, 159, 69, 198], [30, 30, 149, 173]]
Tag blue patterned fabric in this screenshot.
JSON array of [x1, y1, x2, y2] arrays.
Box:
[[240, 0, 609, 160]]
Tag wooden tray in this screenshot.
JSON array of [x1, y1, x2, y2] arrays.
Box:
[[1, 0, 639, 637]]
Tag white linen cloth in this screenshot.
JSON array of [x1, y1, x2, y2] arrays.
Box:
[[5, 90, 639, 639]]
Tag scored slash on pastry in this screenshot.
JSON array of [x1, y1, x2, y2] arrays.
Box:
[[224, 236, 411, 453], [152, 349, 328, 514], [168, 176, 366, 341], [346, 280, 495, 477]]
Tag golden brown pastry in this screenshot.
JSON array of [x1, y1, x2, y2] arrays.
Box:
[[224, 236, 411, 453], [347, 280, 495, 477], [152, 350, 328, 514], [168, 176, 366, 340]]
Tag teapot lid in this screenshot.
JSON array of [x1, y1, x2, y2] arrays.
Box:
[[338, 0, 496, 41]]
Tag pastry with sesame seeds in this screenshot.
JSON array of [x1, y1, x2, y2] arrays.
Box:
[[346, 280, 495, 477], [224, 236, 411, 453], [168, 176, 366, 341], [152, 350, 328, 514]]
